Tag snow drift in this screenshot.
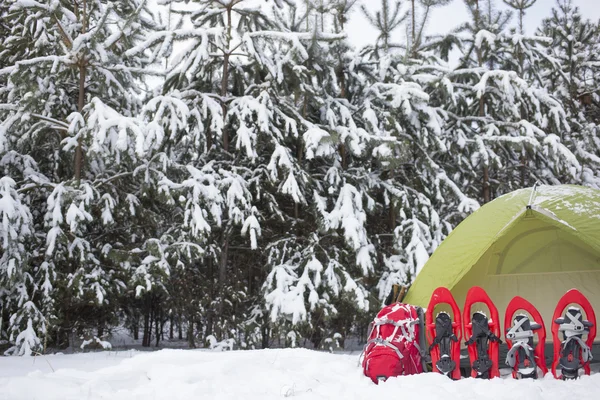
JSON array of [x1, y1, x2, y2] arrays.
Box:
[[1, 348, 599, 399]]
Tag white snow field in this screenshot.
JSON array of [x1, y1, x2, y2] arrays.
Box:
[[1, 349, 599, 400]]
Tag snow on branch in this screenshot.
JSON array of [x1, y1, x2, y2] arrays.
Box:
[[125, 27, 222, 63], [0, 56, 71, 76], [474, 29, 496, 50]]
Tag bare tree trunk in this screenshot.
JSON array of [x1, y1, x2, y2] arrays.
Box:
[[169, 315, 174, 340], [261, 321, 270, 349], [339, 144, 347, 170], [293, 93, 306, 220], [483, 163, 491, 203], [217, 236, 229, 337], [142, 310, 150, 347], [480, 95, 491, 203], [206, 124, 213, 152], [221, 6, 233, 152], [389, 199, 396, 231], [147, 304, 154, 347], [474, 0, 491, 203], [74, 0, 87, 184], [178, 313, 183, 340], [518, 8, 527, 188], [411, 0, 416, 56], [206, 312, 214, 340], [154, 305, 161, 347], [188, 317, 196, 348], [132, 316, 139, 341]]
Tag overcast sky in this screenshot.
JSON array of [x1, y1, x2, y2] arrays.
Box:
[[346, 0, 600, 49]]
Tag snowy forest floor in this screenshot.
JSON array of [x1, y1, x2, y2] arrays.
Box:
[[1, 349, 599, 400]]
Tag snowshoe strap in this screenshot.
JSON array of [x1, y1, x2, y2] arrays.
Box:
[[506, 317, 536, 341], [505, 341, 534, 368], [429, 330, 458, 352], [465, 314, 502, 346], [429, 334, 458, 352], [563, 336, 593, 363], [465, 330, 501, 346], [556, 311, 592, 338]]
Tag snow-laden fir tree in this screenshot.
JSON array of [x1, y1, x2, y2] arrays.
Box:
[[0, 0, 596, 355], [537, 0, 600, 188], [424, 0, 580, 202], [0, 0, 171, 353], [352, 0, 480, 303]]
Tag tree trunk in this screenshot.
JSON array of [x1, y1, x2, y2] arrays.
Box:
[[411, 0, 416, 57], [169, 315, 174, 340], [389, 199, 396, 231], [178, 314, 183, 340], [479, 91, 490, 202], [132, 317, 139, 341], [221, 6, 233, 152], [261, 321, 270, 349], [74, 67, 86, 183], [217, 236, 229, 337], [188, 317, 196, 348], [339, 144, 347, 170], [154, 305, 161, 347], [148, 306, 154, 347], [206, 312, 214, 340], [206, 125, 213, 153], [142, 310, 150, 347], [294, 96, 307, 220], [483, 165, 491, 203], [74, 0, 87, 184]]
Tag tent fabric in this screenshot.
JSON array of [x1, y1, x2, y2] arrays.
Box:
[[403, 185, 600, 338]]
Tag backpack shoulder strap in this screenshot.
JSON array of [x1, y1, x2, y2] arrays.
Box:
[[416, 306, 430, 368]]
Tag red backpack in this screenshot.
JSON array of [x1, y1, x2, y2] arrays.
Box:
[[361, 303, 425, 383]]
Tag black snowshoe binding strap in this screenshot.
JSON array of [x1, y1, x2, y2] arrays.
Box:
[[465, 312, 502, 378], [428, 312, 458, 375], [555, 308, 594, 380], [505, 315, 540, 378]]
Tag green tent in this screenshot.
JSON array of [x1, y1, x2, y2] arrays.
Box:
[[404, 184, 600, 338]]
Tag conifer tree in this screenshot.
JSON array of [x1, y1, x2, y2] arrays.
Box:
[[538, 0, 600, 187], [0, 0, 164, 353]]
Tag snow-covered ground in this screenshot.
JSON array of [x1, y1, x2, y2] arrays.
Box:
[[1, 349, 599, 400]]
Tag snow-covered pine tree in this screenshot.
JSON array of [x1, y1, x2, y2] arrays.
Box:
[[489, 0, 580, 190], [408, 0, 452, 57], [423, 0, 579, 202], [0, 0, 172, 353], [348, 0, 479, 304], [0, 177, 42, 355], [141, 0, 310, 345], [361, 0, 408, 56], [537, 0, 600, 188]]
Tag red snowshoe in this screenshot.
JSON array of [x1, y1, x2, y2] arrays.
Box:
[[463, 286, 502, 379], [426, 287, 462, 380], [361, 303, 425, 384], [551, 289, 596, 379], [504, 296, 548, 379]]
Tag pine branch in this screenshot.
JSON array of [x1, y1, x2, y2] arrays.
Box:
[[52, 13, 73, 49]]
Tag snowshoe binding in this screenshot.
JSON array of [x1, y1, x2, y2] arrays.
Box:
[[465, 312, 502, 379], [426, 287, 462, 380], [504, 296, 548, 379], [429, 312, 458, 375], [554, 307, 594, 379], [505, 315, 541, 378], [463, 286, 501, 379], [551, 289, 597, 380]]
